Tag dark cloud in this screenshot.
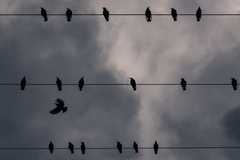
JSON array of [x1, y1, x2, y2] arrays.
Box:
[[222, 105, 240, 142]]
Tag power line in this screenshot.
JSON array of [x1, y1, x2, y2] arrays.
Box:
[[1, 146, 240, 150], [0, 83, 237, 86], [2, 77, 239, 91], [0, 13, 240, 16]]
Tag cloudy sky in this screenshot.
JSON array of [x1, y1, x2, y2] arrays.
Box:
[[1, 0, 240, 159]]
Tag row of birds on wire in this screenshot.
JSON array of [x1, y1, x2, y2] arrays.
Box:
[[39, 7, 203, 22], [14, 77, 240, 91], [47, 141, 160, 154]]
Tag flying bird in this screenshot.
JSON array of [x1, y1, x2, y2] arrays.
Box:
[[49, 98, 68, 115], [231, 78, 238, 91], [130, 77, 137, 91], [20, 76, 26, 91], [56, 77, 62, 91], [41, 7, 48, 21], [171, 8, 178, 21], [66, 8, 73, 22], [48, 141, 54, 154], [81, 142, 86, 154], [145, 7, 152, 22], [103, 7, 109, 21], [196, 7, 202, 22], [153, 141, 158, 154], [133, 141, 138, 153], [78, 77, 85, 91], [68, 142, 74, 154], [180, 78, 187, 91], [116, 141, 122, 154]]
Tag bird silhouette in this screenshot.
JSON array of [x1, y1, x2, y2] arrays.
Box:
[[68, 142, 74, 154], [145, 7, 152, 22], [20, 76, 26, 91], [180, 78, 187, 91], [133, 141, 138, 153], [171, 8, 178, 21], [79, 77, 85, 91], [56, 77, 62, 91], [66, 8, 73, 22], [49, 98, 68, 115], [196, 7, 202, 22], [81, 142, 86, 154], [103, 7, 109, 21], [41, 7, 48, 21], [48, 141, 54, 154], [130, 77, 137, 91], [231, 78, 238, 91], [116, 141, 122, 154], [153, 141, 158, 154]]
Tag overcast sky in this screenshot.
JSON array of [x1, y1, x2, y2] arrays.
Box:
[[0, 0, 240, 160]]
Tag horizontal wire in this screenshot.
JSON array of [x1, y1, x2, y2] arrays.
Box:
[[1, 146, 240, 150], [0, 83, 235, 86], [0, 13, 239, 16]]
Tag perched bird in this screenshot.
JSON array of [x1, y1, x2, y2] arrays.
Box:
[[231, 78, 238, 91], [20, 76, 26, 91], [196, 7, 202, 22], [171, 8, 178, 21], [145, 7, 152, 22], [103, 7, 110, 21], [180, 78, 187, 91], [49, 98, 68, 115], [133, 141, 138, 153], [130, 77, 137, 91], [48, 141, 54, 154], [66, 8, 73, 22], [153, 141, 158, 154], [41, 7, 48, 21], [116, 141, 122, 154], [81, 142, 86, 155], [78, 77, 85, 91], [56, 77, 62, 91], [68, 142, 74, 154]]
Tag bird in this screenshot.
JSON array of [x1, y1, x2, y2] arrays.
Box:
[[41, 7, 48, 21], [133, 141, 138, 153], [78, 77, 85, 91], [145, 7, 152, 22], [130, 77, 137, 91], [196, 7, 202, 22], [171, 8, 178, 21], [48, 141, 54, 154], [81, 142, 86, 154], [56, 77, 62, 91], [180, 78, 187, 91], [20, 76, 26, 91], [116, 141, 122, 154], [231, 78, 238, 91], [103, 7, 110, 21], [153, 141, 158, 154], [49, 98, 68, 115], [68, 142, 74, 154], [66, 8, 73, 22]]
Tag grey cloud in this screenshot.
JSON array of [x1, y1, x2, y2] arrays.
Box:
[[222, 105, 240, 142]]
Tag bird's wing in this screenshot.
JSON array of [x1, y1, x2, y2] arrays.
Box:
[[49, 106, 62, 114]]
